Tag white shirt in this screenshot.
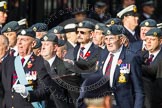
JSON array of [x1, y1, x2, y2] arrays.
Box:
[[68, 40, 76, 47], [103, 45, 123, 87], [47, 55, 56, 67], [77, 42, 92, 60], [143, 13, 151, 19], [20, 53, 33, 67], [11, 46, 18, 56], [149, 48, 161, 61]]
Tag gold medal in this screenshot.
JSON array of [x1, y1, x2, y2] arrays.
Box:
[[118, 73, 126, 83]]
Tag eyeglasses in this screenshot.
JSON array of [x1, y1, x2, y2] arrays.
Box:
[[76, 31, 91, 35]]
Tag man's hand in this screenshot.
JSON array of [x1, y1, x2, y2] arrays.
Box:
[[13, 84, 29, 98]]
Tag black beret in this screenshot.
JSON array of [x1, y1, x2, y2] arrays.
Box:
[[1, 21, 20, 34], [105, 18, 122, 26], [95, 1, 106, 8], [72, 8, 86, 15], [95, 23, 107, 31], [82, 75, 111, 99], [30, 23, 48, 32], [34, 38, 42, 49], [142, 0, 154, 7], [0, 1, 7, 12], [77, 21, 95, 30], [140, 19, 157, 27], [17, 28, 36, 38], [145, 28, 162, 37], [42, 33, 58, 44], [48, 26, 65, 34], [103, 25, 124, 36]]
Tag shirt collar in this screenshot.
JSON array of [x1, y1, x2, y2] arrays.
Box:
[[47, 55, 56, 67]]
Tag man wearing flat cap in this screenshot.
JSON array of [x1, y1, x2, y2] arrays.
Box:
[[30, 23, 48, 39], [1, 21, 21, 56], [0, 1, 8, 33], [2, 28, 54, 108], [96, 25, 144, 108], [141, 28, 162, 108], [117, 5, 140, 43]]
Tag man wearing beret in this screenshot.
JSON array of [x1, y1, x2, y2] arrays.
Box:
[[30, 23, 48, 39], [93, 23, 106, 49], [141, 28, 162, 108], [2, 28, 54, 108], [96, 25, 144, 108], [117, 5, 140, 43], [1, 21, 21, 56], [41, 33, 76, 108], [128, 19, 157, 53], [0, 1, 7, 33], [105, 18, 122, 27]]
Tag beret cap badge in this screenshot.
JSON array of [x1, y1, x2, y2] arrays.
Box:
[[145, 22, 149, 26], [95, 25, 99, 29], [43, 36, 48, 41], [7, 28, 11, 32], [153, 32, 157, 36], [78, 22, 83, 27], [54, 29, 58, 33], [33, 27, 37, 32], [21, 30, 26, 35], [107, 30, 111, 35], [111, 20, 115, 25]]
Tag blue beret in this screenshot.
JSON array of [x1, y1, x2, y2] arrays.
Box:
[[72, 8, 86, 15], [95, 1, 106, 8], [145, 28, 162, 37], [103, 25, 124, 36], [30, 23, 48, 32], [17, 28, 36, 38], [77, 21, 95, 30], [140, 19, 157, 27], [1, 21, 20, 34], [105, 18, 122, 26], [34, 38, 42, 49], [82, 75, 111, 99], [95, 23, 107, 31], [48, 26, 65, 34], [142, 0, 154, 7], [42, 33, 58, 44]]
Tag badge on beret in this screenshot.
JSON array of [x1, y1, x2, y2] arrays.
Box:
[[78, 22, 83, 27], [54, 29, 58, 34], [21, 30, 26, 35], [33, 27, 37, 32], [111, 20, 115, 25], [3, 3, 7, 10], [133, 6, 137, 13], [153, 32, 157, 36], [107, 30, 111, 35], [43, 36, 48, 41], [95, 25, 99, 29], [145, 22, 149, 26], [7, 27, 11, 32]]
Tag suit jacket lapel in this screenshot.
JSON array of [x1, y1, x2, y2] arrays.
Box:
[[74, 44, 80, 60], [113, 46, 126, 86]]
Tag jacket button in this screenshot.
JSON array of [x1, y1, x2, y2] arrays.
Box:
[[12, 107, 14, 108], [11, 95, 14, 99]]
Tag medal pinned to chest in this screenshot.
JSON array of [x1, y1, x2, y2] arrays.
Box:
[[26, 71, 37, 81], [118, 64, 130, 83]]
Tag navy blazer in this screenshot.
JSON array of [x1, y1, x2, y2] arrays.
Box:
[[97, 46, 144, 108]]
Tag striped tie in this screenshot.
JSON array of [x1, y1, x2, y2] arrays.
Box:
[[105, 54, 114, 76], [79, 47, 85, 60]]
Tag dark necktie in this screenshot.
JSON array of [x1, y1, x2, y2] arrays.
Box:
[[147, 54, 154, 65], [10, 49, 15, 56], [12, 58, 25, 85], [79, 47, 85, 60], [105, 54, 114, 76]]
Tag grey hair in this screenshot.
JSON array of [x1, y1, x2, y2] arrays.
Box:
[[0, 35, 9, 47]]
